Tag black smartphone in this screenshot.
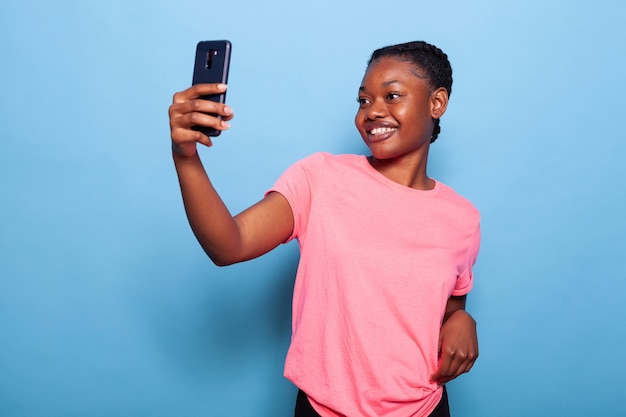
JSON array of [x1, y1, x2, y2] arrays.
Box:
[[191, 40, 232, 137]]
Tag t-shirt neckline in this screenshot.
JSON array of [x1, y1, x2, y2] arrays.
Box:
[[357, 154, 440, 194]]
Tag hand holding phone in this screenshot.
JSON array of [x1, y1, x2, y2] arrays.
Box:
[[191, 40, 232, 137]]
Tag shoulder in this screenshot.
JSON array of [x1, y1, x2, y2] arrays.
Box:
[[435, 181, 481, 223], [291, 152, 364, 173], [301, 152, 361, 163], [276, 152, 350, 188]]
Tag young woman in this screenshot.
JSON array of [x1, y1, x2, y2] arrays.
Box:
[[169, 41, 480, 417]]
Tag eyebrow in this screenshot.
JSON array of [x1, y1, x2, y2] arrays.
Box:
[[359, 80, 401, 91], [383, 80, 400, 88]]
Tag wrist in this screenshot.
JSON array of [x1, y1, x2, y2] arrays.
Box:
[[443, 309, 473, 325], [172, 142, 199, 159]]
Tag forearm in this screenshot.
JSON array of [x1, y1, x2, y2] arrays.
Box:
[[173, 151, 243, 265]]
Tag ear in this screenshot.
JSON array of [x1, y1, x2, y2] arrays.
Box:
[[430, 87, 449, 119]]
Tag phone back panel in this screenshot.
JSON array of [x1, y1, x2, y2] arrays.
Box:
[[192, 40, 231, 95], [192, 40, 231, 136]]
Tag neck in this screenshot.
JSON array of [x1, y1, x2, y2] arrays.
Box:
[[367, 154, 434, 190]]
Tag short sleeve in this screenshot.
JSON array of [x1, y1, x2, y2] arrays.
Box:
[[452, 222, 481, 296], [265, 153, 326, 243]]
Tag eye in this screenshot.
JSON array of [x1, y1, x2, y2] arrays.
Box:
[[387, 92, 401, 100], [357, 97, 371, 106]]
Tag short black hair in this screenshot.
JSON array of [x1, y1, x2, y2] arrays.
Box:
[[368, 41, 453, 143]]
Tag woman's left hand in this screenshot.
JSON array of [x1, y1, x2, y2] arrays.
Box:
[[430, 309, 478, 385]]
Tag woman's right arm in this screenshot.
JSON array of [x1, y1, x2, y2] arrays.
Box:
[[169, 84, 293, 266]]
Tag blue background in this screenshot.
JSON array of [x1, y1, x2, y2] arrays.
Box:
[[1, 1, 625, 416]]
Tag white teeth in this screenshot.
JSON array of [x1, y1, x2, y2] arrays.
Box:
[[370, 127, 396, 135]]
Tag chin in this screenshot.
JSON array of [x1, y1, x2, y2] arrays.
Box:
[[364, 142, 397, 159], [368, 149, 400, 161]]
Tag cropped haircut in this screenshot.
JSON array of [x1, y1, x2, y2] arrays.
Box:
[[368, 41, 453, 143]]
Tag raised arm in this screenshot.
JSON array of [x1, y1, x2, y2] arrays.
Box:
[[169, 84, 293, 266], [430, 295, 479, 385]]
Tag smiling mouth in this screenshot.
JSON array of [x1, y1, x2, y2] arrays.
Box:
[[367, 126, 397, 141], [369, 127, 397, 135]]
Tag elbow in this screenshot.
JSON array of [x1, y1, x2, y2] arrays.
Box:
[[206, 250, 242, 267], [211, 257, 236, 267], [199, 240, 248, 267], [207, 252, 236, 267]]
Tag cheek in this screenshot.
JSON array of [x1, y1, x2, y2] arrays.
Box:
[[398, 103, 429, 130], [354, 110, 365, 131]]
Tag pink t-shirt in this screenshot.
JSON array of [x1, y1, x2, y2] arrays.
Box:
[[268, 153, 480, 417]]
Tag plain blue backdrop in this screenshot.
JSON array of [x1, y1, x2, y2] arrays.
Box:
[[1, 1, 625, 416]]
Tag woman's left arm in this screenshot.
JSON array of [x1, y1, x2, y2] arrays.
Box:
[[430, 295, 478, 385]]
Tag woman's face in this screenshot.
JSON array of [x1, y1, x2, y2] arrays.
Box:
[[355, 57, 448, 161]]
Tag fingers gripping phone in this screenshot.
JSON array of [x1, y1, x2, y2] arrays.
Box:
[[192, 40, 231, 137]]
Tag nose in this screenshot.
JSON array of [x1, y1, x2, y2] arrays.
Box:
[[366, 99, 387, 120]]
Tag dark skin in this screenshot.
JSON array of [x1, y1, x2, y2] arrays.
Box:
[[168, 58, 478, 385], [434, 295, 478, 384]]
